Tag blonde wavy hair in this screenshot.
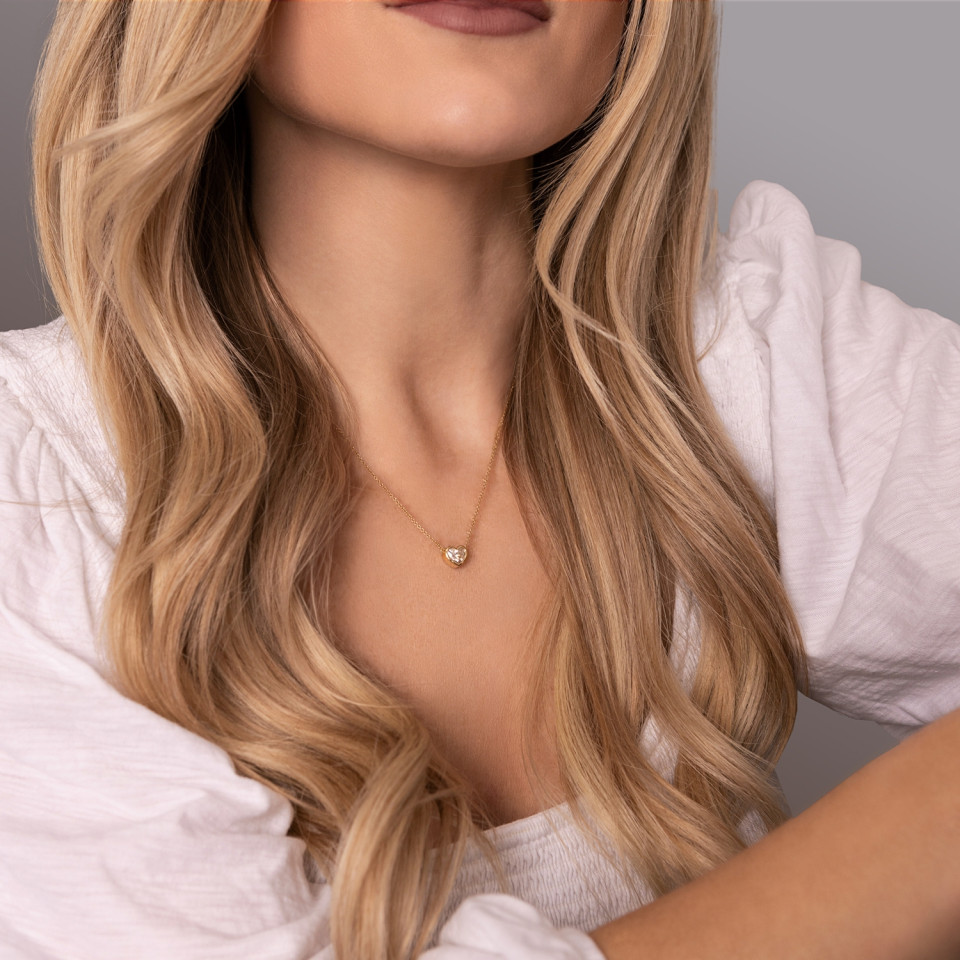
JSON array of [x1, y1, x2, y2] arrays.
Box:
[[33, 1, 808, 957]]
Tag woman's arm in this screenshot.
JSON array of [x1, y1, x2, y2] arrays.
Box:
[[589, 705, 960, 960]]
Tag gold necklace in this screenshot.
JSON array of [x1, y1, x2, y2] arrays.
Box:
[[337, 379, 515, 569]]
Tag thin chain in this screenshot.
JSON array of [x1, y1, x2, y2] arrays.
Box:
[[336, 378, 516, 553]]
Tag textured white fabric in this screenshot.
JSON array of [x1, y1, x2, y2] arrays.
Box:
[[701, 181, 960, 742], [0, 180, 957, 958]]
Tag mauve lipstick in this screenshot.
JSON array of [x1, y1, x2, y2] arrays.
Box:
[[386, 0, 551, 37]]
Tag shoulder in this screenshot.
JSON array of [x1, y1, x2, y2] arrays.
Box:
[[704, 178, 960, 502], [0, 318, 124, 540], [697, 179, 960, 507], [699, 177, 878, 353]]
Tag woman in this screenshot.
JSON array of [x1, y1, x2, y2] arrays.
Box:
[[1, 0, 958, 958]]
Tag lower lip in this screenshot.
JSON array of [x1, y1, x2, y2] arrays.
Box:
[[392, 2, 547, 36]]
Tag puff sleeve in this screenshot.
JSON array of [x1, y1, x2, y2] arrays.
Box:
[[701, 180, 960, 743], [0, 348, 604, 959]]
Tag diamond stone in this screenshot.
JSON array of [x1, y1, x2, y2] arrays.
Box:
[[443, 545, 468, 568]]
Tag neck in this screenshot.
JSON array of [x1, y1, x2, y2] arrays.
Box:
[[247, 84, 535, 461]]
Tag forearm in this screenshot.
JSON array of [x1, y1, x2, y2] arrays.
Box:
[[589, 706, 960, 960]]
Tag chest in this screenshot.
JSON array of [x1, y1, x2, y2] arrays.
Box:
[[327, 468, 563, 828]]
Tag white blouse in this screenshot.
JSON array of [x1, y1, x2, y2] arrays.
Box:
[[0, 180, 957, 959]]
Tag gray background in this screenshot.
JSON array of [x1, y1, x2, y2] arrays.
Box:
[[2, 1, 957, 815]]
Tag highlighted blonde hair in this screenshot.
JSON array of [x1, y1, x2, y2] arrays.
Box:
[[33, 1, 808, 956]]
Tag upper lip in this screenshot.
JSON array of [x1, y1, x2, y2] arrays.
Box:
[[386, 0, 552, 21]]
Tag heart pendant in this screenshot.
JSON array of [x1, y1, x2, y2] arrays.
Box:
[[442, 545, 468, 568]]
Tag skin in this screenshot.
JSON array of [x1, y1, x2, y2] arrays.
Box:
[[249, 0, 626, 454], [247, 2, 960, 955], [248, 0, 627, 830], [589, 705, 960, 959]]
